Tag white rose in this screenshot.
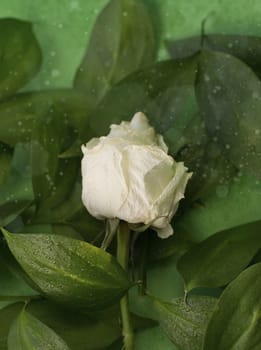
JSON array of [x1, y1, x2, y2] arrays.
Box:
[[81, 112, 192, 239]]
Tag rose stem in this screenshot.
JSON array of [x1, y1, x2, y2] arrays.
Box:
[[137, 232, 148, 295], [117, 221, 134, 350]]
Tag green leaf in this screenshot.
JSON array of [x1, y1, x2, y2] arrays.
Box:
[[19, 223, 83, 240], [0, 89, 90, 147], [195, 50, 261, 178], [0, 18, 42, 101], [74, 0, 155, 108], [2, 230, 131, 311], [0, 148, 12, 189], [51, 224, 83, 240], [0, 240, 38, 298], [90, 57, 198, 150], [176, 130, 235, 205], [175, 174, 261, 242], [165, 36, 202, 59], [203, 263, 261, 350], [166, 34, 261, 77], [177, 221, 261, 292], [154, 295, 216, 350], [0, 143, 34, 227], [31, 112, 66, 204], [0, 303, 22, 348], [30, 108, 79, 216], [0, 300, 155, 350], [31, 178, 104, 243], [8, 309, 70, 350], [148, 228, 193, 262]]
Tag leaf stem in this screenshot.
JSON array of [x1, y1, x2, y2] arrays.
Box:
[[117, 222, 134, 350]]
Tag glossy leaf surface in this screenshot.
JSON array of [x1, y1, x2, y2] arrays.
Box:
[[154, 295, 216, 350], [204, 263, 261, 350], [0, 301, 154, 350], [8, 309, 70, 350], [2, 230, 131, 311]]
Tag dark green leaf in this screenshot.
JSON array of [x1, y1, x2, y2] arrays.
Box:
[[8, 309, 70, 350], [177, 221, 261, 292], [74, 0, 155, 108], [148, 228, 193, 262], [154, 295, 216, 350], [0, 300, 155, 350], [0, 241, 38, 298], [31, 112, 67, 205], [190, 144, 235, 202], [166, 34, 261, 77], [195, 50, 261, 178], [0, 303, 23, 348], [31, 178, 104, 243], [51, 224, 83, 240], [58, 141, 82, 159], [166, 36, 202, 59], [2, 230, 131, 311], [0, 143, 33, 227], [204, 263, 261, 350], [0, 18, 42, 101], [175, 174, 261, 242], [66, 209, 104, 244], [0, 149, 12, 189], [0, 90, 90, 147], [19, 223, 82, 240], [90, 57, 198, 151], [30, 108, 79, 216]]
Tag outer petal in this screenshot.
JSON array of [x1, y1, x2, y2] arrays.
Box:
[[81, 143, 128, 219], [118, 145, 173, 224], [155, 223, 173, 239], [152, 161, 192, 236]]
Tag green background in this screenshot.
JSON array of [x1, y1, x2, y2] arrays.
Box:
[[1, 0, 261, 348]]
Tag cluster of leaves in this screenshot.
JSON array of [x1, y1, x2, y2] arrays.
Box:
[[0, 0, 261, 349]]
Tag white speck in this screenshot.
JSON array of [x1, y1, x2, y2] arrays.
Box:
[[51, 69, 60, 78], [70, 0, 79, 10]]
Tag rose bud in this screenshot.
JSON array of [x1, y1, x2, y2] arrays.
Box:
[[81, 112, 192, 239]]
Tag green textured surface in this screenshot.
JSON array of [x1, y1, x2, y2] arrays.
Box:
[[1, 0, 261, 349]]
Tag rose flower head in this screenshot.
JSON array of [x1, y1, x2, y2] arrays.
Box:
[[81, 112, 192, 239]]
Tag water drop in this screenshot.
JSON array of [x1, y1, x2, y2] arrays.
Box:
[[216, 185, 229, 198]]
